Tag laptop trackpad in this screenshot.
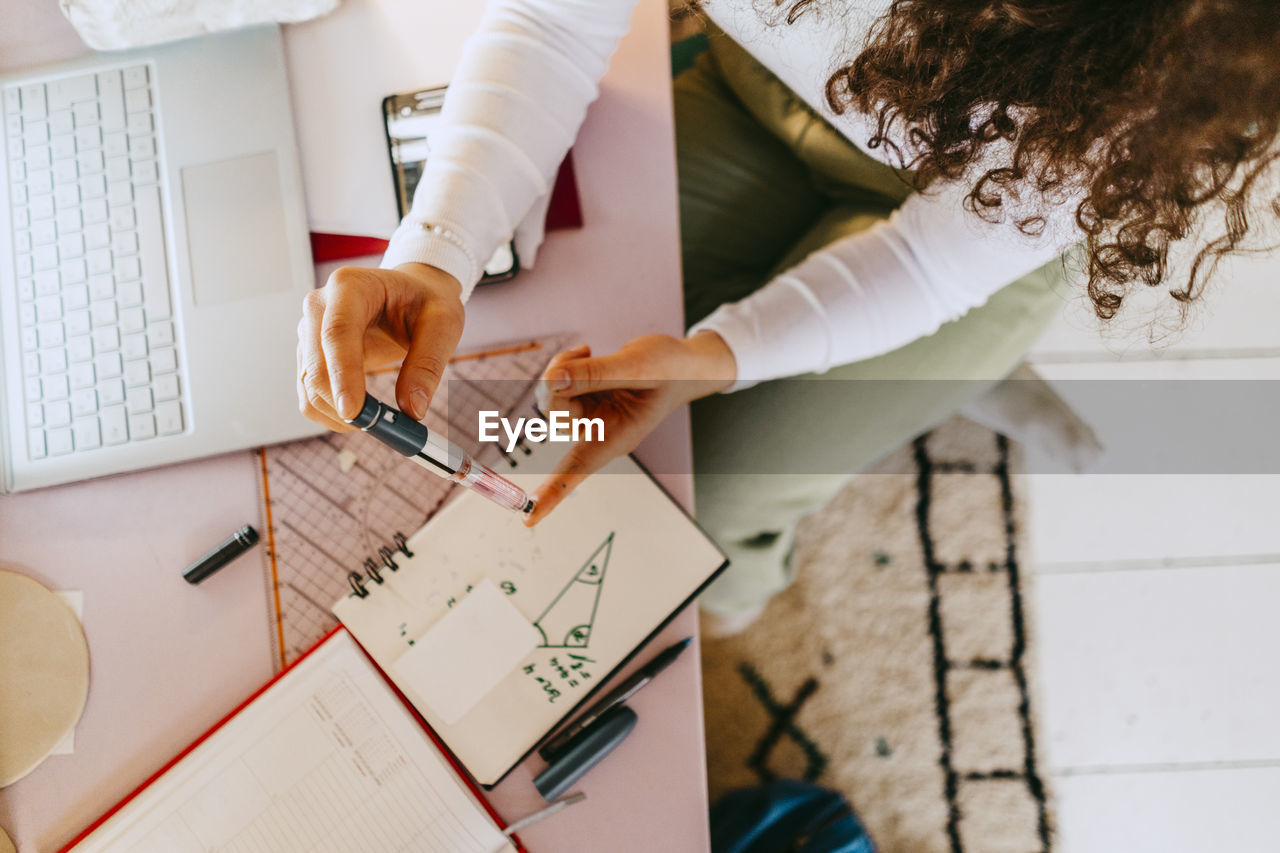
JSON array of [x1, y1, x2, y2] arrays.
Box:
[[181, 152, 292, 307]]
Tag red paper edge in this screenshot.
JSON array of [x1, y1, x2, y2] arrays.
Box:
[[59, 626, 526, 853]]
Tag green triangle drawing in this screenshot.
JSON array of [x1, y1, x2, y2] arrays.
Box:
[[533, 532, 613, 648]]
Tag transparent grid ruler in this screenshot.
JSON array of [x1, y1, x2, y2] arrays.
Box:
[[257, 336, 572, 668]]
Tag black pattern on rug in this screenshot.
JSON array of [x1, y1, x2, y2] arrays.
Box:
[[702, 417, 1055, 853], [913, 433, 1050, 852]]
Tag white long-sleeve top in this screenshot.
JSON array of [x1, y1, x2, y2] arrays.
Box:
[[380, 0, 1080, 389]]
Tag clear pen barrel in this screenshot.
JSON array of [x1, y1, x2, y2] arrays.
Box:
[[452, 457, 533, 513]]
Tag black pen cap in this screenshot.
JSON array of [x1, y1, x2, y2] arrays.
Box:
[[533, 705, 638, 801], [348, 394, 428, 457]]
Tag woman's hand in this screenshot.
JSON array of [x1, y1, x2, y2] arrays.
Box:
[[526, 331, 736, 525], [297, 263, 465, 430]]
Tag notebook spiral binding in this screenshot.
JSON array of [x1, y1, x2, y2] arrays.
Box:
[[348, 532, 414, 599], [346, 421, 538, 600]]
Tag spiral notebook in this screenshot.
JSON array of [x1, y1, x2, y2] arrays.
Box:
[[332, 444, 728, 787], [62, 629, 521, 853]]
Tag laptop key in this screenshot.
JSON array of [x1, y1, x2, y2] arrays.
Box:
[[153, 373, 180, 401], [73, 417, 101, 450], [120, 307, 144, 334], [123, 66, 149, 90], [150, 347, 177, 374], [66, 309, 91, 337], [124, 359, 150, 387], [44, 373, 70, 400], [88, 272, 113, 298], [61, 258, 87, 284], [94, 351, 123, 378], [92, 327, 120, 352], [47, 74, 97, 111], [71, 389, 98, 418], [71, 362, 95, 388], [155, 400, 183, 436], [123, 332, 147, 360], [73, 102, 99, 126], [35, 296, 61, 323], [128, 412, 155, 440], [47, 428, 74, 456], [32, 219, 55, 246], [37, 323, 65, 348], [45, 400, 72, 427], [49, 110, 74, 138], [64, 284, 89, 309], [100, 405, 128, 445], [117, 280, 142, 306], [68, 336, 93, 363], [98, 378, 125, 406], [126, 386, 152, 414], [91, 301, 118, 327], [41, 347, 68, 374]]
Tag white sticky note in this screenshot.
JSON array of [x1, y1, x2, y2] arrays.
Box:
[[392, 579, 539, 725]]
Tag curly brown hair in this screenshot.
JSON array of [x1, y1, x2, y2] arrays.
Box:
[[808, 0, 1280, 320]]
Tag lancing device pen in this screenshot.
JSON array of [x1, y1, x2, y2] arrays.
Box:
[[347, 393, 534, 514]]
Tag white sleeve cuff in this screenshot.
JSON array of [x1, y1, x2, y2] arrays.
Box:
[[688, 306, 769, 393], [379, 222, 480, 301]]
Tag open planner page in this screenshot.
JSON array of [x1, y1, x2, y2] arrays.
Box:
[[333, 447, 727, 786], [70, 631, 512, 853]]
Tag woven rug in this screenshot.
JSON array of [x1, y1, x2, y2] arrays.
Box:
[[701, 417, 1053, 852]]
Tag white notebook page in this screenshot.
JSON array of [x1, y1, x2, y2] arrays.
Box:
[[71, 631, 512, 853], [333, 447, 726, 785]]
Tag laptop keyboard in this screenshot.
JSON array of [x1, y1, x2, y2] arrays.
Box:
[[5, 65, 187, 461]]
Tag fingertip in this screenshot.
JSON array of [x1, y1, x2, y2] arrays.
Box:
[[335, 392, 357, 422], [543, 368, 571, 393], [410, 388, 430, 420]]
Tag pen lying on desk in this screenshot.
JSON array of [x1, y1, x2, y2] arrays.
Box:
[[538, 636, 692, 761], [498, 792, 587, 845]]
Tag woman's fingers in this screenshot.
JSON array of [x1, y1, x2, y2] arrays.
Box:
[[297, 370, 352, 433], [541, 349, 651, 399], [536, 345, 591, 412], [319, 268, 381, 421], [524, 429, 633, 526], [537, 394, 587, 421], [298, 296, 341, 417], [395, 301, 465, 420]]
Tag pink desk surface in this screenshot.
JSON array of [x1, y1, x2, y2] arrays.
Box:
[[0, 2, 710, 851]]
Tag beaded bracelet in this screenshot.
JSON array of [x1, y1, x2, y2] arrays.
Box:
[[418, 222, 481, 284]]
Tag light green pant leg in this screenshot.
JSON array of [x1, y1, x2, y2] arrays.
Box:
[[692, 204, 1065, 617], [674, 50, 828, 323]]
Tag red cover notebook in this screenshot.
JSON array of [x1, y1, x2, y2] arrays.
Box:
[[60, 628, 525, 853]]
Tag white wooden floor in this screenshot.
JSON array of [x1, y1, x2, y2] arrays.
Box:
[[1022, 250, 1280, 852]]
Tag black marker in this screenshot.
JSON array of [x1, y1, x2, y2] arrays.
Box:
[[182, 525, 259, 584], [538, 636, 692, 761]]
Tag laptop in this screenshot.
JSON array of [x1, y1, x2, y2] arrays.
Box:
[[0, 25, 323, 493]]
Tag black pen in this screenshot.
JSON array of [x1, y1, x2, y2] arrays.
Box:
[[182, 525, 259, 584], [538, 637, 692, 761]]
